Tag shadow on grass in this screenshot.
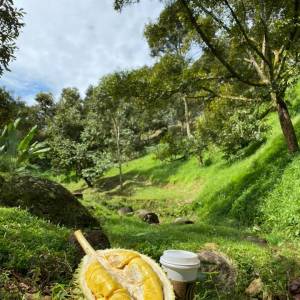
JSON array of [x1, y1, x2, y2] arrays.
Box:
[[196, 119, 300, 226], [96, 159, 186, 194], [105, 217, 246, 259]]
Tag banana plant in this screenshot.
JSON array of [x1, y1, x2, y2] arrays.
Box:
[[0, 118, 50, 173]]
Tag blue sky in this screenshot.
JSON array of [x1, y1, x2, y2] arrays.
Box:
[[0, 0, 163, 104]]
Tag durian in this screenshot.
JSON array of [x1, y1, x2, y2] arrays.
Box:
[[74, 230, 175, 300]]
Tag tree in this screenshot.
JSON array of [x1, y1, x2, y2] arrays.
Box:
[[34, 92, 55, 129], [115, 0, 300, 153], [86, 72, 139, 189], [47, 88, 86, 179], [0, 0, 24, 76]]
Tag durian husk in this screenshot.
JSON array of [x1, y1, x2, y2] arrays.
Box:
[[77, 249, 175, 300]]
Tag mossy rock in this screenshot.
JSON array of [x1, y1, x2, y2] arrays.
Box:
[[0, 175, 100, 229]]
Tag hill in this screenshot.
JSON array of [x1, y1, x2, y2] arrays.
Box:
[[61, 113, 300, 298]]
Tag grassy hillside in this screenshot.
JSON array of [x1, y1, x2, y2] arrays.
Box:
[[60, 111, 300, 298], [0, 207, 76, 299], [2, 85, 300, 298]]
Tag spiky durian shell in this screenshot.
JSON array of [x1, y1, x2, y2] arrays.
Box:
[[73, 249, 175, 300]]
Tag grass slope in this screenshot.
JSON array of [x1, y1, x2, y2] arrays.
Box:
[[0, 207, 76, 299], [61, 113, 300, 298]]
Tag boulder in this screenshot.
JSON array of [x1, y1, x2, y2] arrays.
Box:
[[197, 249, 237, 291], [136, 209, 159, 224], [0, 175, 100, 228], [118, 206, 134, 216], [143, 212, 160, 224], [289, 278, 300, 297], [173, 217, 194, 225]]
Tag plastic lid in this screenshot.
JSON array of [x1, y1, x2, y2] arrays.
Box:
[[160, 250, 200, 267]]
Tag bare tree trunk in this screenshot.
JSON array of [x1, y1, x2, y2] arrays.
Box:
[[272, 93, 299, 153], [183, 96, 192, 138], [113, 118, 123, 189]]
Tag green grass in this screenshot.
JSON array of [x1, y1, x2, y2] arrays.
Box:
[[2, 85, 300, 298], [62, 106, 300, 298], [0, 207, 77, 299], [103, 216, 300, 299]]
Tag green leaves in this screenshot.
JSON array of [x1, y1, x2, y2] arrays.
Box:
[[0, 119, 50, 174], [0, 0, 25, 76]]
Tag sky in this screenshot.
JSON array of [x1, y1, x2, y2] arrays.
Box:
[[0, 0, 163, 105]]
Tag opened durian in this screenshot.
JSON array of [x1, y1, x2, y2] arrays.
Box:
[[74, 230, 175, 300]]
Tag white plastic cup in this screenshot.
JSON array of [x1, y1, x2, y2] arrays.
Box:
[[160, 250, 200, 282]]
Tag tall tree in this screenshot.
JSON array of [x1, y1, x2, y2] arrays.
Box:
[[0, 0, 24, 76], [87, 72, 138, 189], [115, 0, 300, 153]]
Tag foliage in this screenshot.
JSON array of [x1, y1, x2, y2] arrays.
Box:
[[116, 0, 300, 152], [0, 119, 50, 173], [154, 128, 195, 162], [0, 1, 24, 76], [196, 99, 268, 159]]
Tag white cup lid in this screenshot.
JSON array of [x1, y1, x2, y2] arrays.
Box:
[[160, 250, 200, 267]]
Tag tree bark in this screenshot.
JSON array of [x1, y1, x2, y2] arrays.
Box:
[[183, 96, 192, 138], [273, 93, 299, 153], [113, 118, 123, 189]]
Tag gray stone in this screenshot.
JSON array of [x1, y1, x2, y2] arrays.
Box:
[[136, 209, 151, 219], [142, 212, 159, 224], [136, 210, 159, 224], [173, 217, 194, 225], [197, 249, 237, 291], [118, 206, 134, 216]]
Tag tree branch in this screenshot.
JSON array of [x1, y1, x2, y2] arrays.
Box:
[[223, 0, 271, 69], [286, 0, 300, 51], [197, 4, 231, 34], [179, 0, 266, 87]]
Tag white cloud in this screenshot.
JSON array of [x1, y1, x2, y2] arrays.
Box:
[[0, 0, 163, 104]]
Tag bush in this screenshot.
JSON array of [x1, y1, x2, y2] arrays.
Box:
[[154, 129, 194, 162], [196, 99, 268, 159]]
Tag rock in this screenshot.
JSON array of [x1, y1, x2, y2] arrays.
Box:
[[0, 175, 100, 228], [289, 278, 300, 296], [136, 210, 159, 224], [136, 209, 151, 219], [245, 278, 263, 296], [143, 212, 159, 224], [173, 217, 194, 225], [245, 235, 268, 246], [197, 249, 237, 291], [69, 229, 110, 260], [118, 206, 134, 216], [72, 191, 83, 199]]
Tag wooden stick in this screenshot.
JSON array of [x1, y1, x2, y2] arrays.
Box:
[[74, 230, 97, 256]]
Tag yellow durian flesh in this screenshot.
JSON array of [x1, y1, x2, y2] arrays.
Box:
[[126, 257, 163, 300], [85, 259, 130, 299], [79, 249, 175, 300]]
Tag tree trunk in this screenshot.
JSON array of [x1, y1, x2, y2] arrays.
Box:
[[83, 176, 93, 188], [113, 118, 123, 189], [273, 93, 299, 153], [183, 96, 192, 138]]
